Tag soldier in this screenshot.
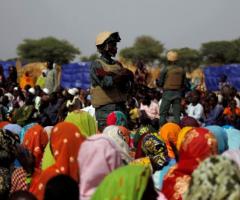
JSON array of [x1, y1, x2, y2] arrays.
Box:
[[158, 50, 187, 126], [90, 32, 133, 131]]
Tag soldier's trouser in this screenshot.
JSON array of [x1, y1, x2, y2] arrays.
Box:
[[95, 103, 125, 132], [159, 91, 181, 126]]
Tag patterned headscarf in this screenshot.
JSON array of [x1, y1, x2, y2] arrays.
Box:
[[78, 135, 123, 200], [106, 111, 127, 127], [206, 125, 228, 154], [91, 165, 152, 200], [22, 124, 48, 169], [162, 128, 218, 200], [184, 156, 240, 200], [176, 127, 193, 151], [102, 125, 132, 163], [159, 123, 181, 158], [30, 122, 85, 200], [142, 134, 169, 170]]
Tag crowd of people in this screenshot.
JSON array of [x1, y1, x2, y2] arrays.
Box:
[[0, 32, 240, 200]]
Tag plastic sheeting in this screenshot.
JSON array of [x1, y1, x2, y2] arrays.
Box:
[[204, 64, 240, 91], [61, 62, 91, 89], [0, 61, 16, 78]]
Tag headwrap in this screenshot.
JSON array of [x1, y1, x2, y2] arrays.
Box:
[[3, 124, 22, 136], [180, 116, 200, 128], [118, 126, 130, 146], [0, 121, 9, 129], [134, 125, 153, 149], [162, 128, 218, 200], [184, 156, 240, 200], [142, 134, 169, 170], [102, 125, 132, 163], [176, 127, 193, 150], [106, 111, 127, 127], [91, 165, 152, 200], [19, 123, 37, 143], [22, 124, 48, 169], [30, 122, 85, 200], [223, 127, 240, 150], [65, 110, 97, 138], [205, 125, 228, 154], [159, 122, 181, 158], [78, 135, 123, 200], [222, 149, 240, 168]]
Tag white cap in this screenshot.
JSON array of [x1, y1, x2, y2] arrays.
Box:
[[13, 87, 18, 91], [68, 88, 75, 96], [43, 88, 49, 94], [28, 88, 35, 95], [72, 88, 79, 94]]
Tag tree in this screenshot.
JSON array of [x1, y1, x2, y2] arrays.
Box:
[[80, 53, 99, 62], [172, 48, 201, 72], [200, 40, 238, 64], [120, 35, 164, 64], [17, 37, 80, 64]]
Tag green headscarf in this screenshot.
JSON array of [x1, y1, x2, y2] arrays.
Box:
[[91, 165, 150, 200], [184, 156, 240, 200], [65, 110, 97, 137]]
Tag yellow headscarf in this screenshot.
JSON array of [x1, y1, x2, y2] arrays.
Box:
[[176, 127, 193, 150]]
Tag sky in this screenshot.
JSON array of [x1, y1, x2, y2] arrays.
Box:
[[1, 0, 240, 60]]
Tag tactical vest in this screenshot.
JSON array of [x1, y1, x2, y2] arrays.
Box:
[[90, 59, 128, 108], [163, 65, 184, 90]]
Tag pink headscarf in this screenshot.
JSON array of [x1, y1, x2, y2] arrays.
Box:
[[78, 135, 123, 200], [222, 149, 240, 168]]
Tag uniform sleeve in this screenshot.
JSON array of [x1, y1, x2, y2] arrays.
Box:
[[90, 61, 113, 88]]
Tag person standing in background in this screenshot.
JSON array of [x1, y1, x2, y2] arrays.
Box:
[[45, 62, 58, 94]]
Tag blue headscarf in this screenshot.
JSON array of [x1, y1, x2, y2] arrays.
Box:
[[3, 124, 22, 136], [206, 125, 228, 154], [222, 126, 240, 150]]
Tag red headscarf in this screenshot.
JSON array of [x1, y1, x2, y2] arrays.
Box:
[[0, 121, 9, 128], [161, 128, 218, 200], [23, 124, 48, 169], [30, 122, 85, 200]]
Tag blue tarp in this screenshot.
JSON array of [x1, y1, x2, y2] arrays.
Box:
[[61, 62, 91, 89], [204, 64, 240, 91], [0, 61, 16, 78]]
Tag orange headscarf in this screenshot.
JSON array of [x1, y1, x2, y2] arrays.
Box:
[[23, 124, 48, 169], [176, 127, 193, 151], [118, 126, 130, 146], [159, 122, 181, 158], [30, 122, 85, 200]]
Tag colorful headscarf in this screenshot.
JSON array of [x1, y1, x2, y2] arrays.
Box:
[[78, 135, 123, 200], [159, 123, 181, 158], [179, 116, 200, 128], [30, 122, 85, 200], [118, 126, 130, 146], [205, 125, 228, 154], [176, 127, 193, 151], [91, 165, 152, 200], [184, 156, 240, 200], [106, 111, 127, 127], [223, 127, 240, 150], [3, 124, 22, 136], [22, 124, 48, 169], [65, 110, 97, 138], [142, 134, 169, 170], [102, 125, 132, 163], [162, 128, 218, 200], [222, 149, 240, 168], [134, 125, 153, 149], [0, 121, 9, 129], [19, 123, 37, 143]]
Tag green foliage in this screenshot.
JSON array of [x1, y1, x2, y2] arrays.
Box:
[[81, 53, 99, 62], [120, 35, 164, 63], [17, 37, 80, 64], [173, 48, 201, 71], [200, 40, 240, 64]]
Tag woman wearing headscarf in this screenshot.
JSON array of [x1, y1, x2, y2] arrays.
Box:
[[222, 126, 240, 149], [106, 111, 127, 127], [65, 110, 97, 137], [102, 125, 132, 163], [184, 156, 240, 200], [176, 127, 193, 151], [3, 124, 22, 136], [0, 121, 10, 128], [205, 125, 228, 154], [0, 129, 19, 199], [10, 124, 48, 193], [222, 149, 240, 168], [179, 116, 199, 128], [161, 128, 218, 200], [30, 122, 85, 200], [78, 135, 123, 200], [91, 165, 159, 200]]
